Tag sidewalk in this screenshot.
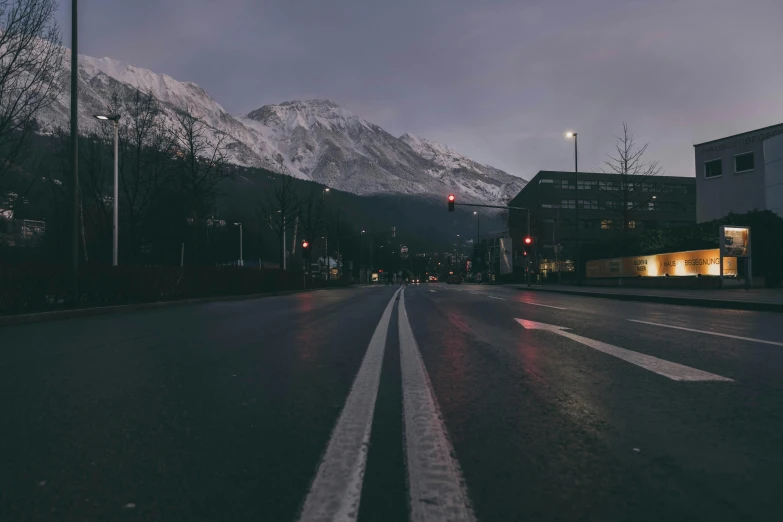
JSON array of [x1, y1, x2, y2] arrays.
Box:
[[510, 284, 783, 313]]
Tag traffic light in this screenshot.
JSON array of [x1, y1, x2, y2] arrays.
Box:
[[448, 194, 455, 212], [524, 237, 532, 245], [302, 240, 310, 257], [523, 250, 528, 257]]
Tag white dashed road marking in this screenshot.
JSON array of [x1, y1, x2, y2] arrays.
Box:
[[628, 319, 783, 347]]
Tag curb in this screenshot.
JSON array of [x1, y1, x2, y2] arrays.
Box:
[[0, 286, 355, 327], [515, 286, 783, 313]]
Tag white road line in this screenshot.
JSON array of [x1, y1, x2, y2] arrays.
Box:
[[521, 301, 567, 310], [467, 291, 480, 295], [297, 287, 402, 522], [628, 319, 783, 347], [429, 289, 437, 293], [487, 295, 505, 300], [516, 318, 733, 382], [399, 289, 476, 522]]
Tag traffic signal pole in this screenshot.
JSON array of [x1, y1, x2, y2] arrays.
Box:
[[449, 200, 531, 286]]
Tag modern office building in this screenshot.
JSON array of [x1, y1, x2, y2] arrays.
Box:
[[694, 123, 783, 222], [507, 171, 696, 277]]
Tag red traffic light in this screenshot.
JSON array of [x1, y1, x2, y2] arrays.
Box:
[[523, 250, 528, 256], [302, 241, 309, 248], [524, 237, 532, 245], [448, 194, 455, 202], [447, 194, 455, 212]]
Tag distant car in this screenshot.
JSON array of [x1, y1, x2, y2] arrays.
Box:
[[447, 275, 462, 284]]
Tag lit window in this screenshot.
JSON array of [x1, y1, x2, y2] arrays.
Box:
[[601, 220, 613, 230], [627, 220, 637, 229], [734, 152, 754, 173], [704, 159, 722, 178]]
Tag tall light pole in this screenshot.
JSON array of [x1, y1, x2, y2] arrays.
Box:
[[360, 229, 365, 283], [234, 222, 243, 266], [95, 114, 120, 265], [566, 131, 579, 285], [71, 0, 79, 297], [322, 188, 330, 280]]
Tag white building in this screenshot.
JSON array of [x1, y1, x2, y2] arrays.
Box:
[[694, 123, 783, 222]]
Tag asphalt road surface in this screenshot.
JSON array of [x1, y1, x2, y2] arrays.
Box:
[[2, 284, 782, 522]]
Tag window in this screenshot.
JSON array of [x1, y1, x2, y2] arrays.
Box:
[[579, 199, 599, 210], [539, 178, 553, 184], [577, 180, 598, 190], [541, 203, 559, 209], [560, 199, 576, 209], [553, 179, 574, 190], [734, 152, 754, 173], [601, 220, 613, 230], [627, 220, 638, 229], [542, 218, 556, 224], [579, 219, 598, 229], [647, 201, 656, 211], [603, 200, 620, 210], [704, 159, 722, 178], [599, 181, 618, 191]]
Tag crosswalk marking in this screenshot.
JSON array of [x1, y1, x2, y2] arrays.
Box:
[[516, 318, 733, 382], [297, 287, 402, 522], [399, 289, 476, 521], [628, 319, 783, 347]]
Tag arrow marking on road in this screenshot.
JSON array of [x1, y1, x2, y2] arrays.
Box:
[[515, 318, 733, 382], [628, 319, 783, 347], [297, 287, 402, 522], [400, 289, 476, 521]]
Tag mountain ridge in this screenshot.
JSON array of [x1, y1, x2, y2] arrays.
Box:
[[36, 51, 526, 205]]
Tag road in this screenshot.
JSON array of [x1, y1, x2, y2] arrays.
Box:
[[1, 284, 782, 522]]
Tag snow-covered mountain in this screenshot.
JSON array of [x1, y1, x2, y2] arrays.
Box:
[[37, 51, 526, 205]]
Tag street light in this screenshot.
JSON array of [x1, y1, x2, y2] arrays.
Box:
[[566, 131, 579, 285], [94, 113, 121, 266], [234, 222, 243, 267]]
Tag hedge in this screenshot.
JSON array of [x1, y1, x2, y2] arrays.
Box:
[[0, 264, 349, 315]]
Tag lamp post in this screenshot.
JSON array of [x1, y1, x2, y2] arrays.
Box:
[[94, 114, 120, 266], [473, 211, 480, 243], [322, 188, 330, 281], [566, 131, 579, 284], [360, 229, 365, 283], [71, 0, 79, 298], [234, 222, 243, 266]]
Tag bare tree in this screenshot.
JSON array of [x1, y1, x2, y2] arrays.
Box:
[[116, 89, 172, 261], [171, 106, 229, 264], [601, 122, 663, 232], [0, 0, 64, 208], [257, 173, 299, 269]]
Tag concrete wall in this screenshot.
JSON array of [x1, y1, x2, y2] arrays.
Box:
[[695, 124, 783, 222], [764, 134, 783, 217]]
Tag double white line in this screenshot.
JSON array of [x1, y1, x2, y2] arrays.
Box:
[[297, 288, 475, 522]]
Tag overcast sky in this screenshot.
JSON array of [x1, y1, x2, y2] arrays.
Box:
[[57, 0, 783, 180]]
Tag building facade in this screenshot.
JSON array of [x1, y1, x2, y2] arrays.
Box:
[[507, 171, 696, 276], [694, 123, 783, 222]]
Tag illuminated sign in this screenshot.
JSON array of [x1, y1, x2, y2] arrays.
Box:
[[586, 249, 737, 278], [720, 226, 750, 257]]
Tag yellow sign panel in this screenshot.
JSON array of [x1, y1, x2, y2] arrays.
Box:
[[586, 249, 737, 278]]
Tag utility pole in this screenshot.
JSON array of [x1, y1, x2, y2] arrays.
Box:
[[70, 0, 79, 299]]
